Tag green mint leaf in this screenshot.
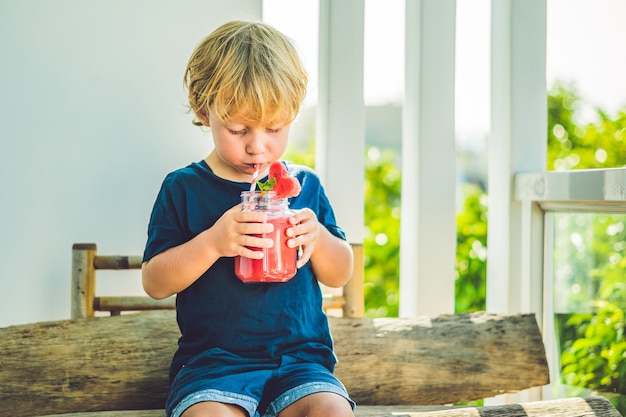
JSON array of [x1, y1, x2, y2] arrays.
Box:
[[257, 178, 276, 191]]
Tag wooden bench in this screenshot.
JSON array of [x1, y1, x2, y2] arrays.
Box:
[[0, 244, 621, 417], [1, 310, 620, 416]]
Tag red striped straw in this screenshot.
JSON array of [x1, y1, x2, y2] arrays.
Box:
[[249, 164, 259, 192]]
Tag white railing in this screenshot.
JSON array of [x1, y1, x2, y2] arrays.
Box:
[[515, 167, 626, 398]]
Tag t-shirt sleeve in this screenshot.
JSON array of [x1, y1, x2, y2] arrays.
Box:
[[290, 164, 347, 242], [316, 186, 347, 241], [143, 173, 191, 263]]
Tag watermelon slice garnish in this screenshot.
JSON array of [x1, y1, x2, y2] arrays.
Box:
[[257, 161, 301, 199]]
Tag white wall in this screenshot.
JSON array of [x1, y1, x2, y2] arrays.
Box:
[[0, 0, 262, 327]]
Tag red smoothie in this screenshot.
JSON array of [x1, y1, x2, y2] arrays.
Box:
[[235, 215, 297, 282]]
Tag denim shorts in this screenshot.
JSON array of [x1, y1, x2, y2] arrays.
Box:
[[167, 348, 355, 417]]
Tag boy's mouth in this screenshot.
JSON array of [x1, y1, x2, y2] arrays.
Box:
[[247, 162, 264, 172]]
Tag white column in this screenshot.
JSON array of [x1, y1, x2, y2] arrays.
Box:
[[399, 0, 457, 317], [487, 0, 547, 315], [487, 1, 547, 402], [316, 0, 365, 244]]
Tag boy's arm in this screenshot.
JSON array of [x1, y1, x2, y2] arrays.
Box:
[[142, 205, 273, 299], [287, 208, 354, 288], [309, 225, 354, 288], [141, 227, 225, 299]]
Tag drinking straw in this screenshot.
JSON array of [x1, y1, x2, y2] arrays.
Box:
[[249, 164, 259, 192]]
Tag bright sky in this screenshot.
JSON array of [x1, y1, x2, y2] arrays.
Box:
[[264, 0, 626, 141], [547, 0, 626, 120]]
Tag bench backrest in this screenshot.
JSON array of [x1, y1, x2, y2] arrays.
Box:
[[71, 242, 364, 318]]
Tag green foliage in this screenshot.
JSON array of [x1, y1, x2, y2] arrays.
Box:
[[557, 213, 626, 402], [548, 83, 626, 170], [455, 184, 488, 313], [362, 148, 401, 317], [561, 302, 626, 393]]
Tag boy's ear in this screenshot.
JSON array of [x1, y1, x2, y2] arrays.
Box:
[[195, 109, 210, 126]]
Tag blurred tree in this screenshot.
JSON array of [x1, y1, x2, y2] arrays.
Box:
[[548, 83, 626, 170]]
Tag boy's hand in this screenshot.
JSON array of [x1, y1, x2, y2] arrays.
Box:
[[286, 208, 320, 268], [210, 204, 274, 259]]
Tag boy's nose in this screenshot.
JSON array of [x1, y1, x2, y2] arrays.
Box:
[[246, 132, 266, 154]]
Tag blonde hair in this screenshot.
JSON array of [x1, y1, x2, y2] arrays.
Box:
[[184, 20, 308, 127]]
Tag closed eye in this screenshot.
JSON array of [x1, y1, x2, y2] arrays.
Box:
[[228, 128, 247, 135]]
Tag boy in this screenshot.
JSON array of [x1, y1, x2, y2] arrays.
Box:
[[142, 20, 355, 417]]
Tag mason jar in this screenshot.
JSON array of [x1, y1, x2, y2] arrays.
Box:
[[234, 191, 297, 282]]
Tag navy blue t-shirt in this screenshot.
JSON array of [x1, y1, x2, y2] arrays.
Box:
[[143, 160, 346, 383]]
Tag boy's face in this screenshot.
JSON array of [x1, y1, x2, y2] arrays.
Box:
[[203, 110, 290, 183]]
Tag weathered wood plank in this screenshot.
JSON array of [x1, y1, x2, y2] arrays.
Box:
[[91, 295, 346, 315], [32, 397, 623, 417], [1, 312, 174, 417], [0, 311, 548, 417], [94, 295, 175, 312], [387, 396, 623, 417], [93, 255, 143, 270], [36, 413, 165, 417], [362, 396, 623, 416], [332, 312, 549, 405], [71, 243, 97, 319]]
